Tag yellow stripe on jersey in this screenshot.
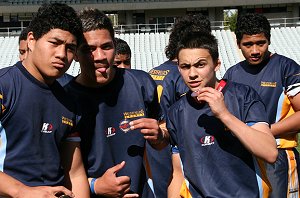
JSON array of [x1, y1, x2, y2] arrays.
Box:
[[256, 158, 272, 198], [0, 94, 5, 114], [157, 85, 163, 103], [286, 149, 299, 198], [180, 180, 192, 198], [276, 94, 298, 149]]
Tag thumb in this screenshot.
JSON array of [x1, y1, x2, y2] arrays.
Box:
[[111, 161, 126, 174]]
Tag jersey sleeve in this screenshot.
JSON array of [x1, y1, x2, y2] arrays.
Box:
[[240, 85, 269, 124], [138, 71, 162, 120], [282, 58, 300, 97], [166, 105, 179, 149]]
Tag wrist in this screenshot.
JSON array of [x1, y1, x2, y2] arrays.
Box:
[[89, 178, 97, 195]]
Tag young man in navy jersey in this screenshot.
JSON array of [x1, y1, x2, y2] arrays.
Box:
[[149, 14, 212, 197], [224, 13, 300, 198], [167, 31, 278, 197], [0, 3, 89, 198], [18, 27, 30, 61], [62, 8, 169, 197]]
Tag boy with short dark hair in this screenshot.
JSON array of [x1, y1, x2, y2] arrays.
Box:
[[0, 3, 89, 197], [224, 13, 300, 198], [114, 38, 131, 69], [167, 31, 278, 197]]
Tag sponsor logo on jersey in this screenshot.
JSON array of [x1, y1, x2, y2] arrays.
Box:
[[123, 109, 145, 119], [149, 69, 170, 81], [119, 119, 131, 133], [200, 135, 215, 146], [62, 116, 73, 127], [106, 127, 116, 137], [261, 81, 277, 87], [41, 123, 53, 133]]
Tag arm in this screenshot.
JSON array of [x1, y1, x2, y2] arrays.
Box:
[[196, 87, 278, 163], [0, 172, 74, 198], [129, 118, 169, 150], [271, 93, 300, 136], [61, 141, 90, 198], [167, 153, 183, 198]]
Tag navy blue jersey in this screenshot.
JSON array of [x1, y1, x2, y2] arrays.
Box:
[[0, 62, 80, 186], [63, 68, 160, 197], [224, 54, 300, 148], [167, 81, 270, 197]]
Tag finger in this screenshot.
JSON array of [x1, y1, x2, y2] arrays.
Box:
[[123, 193, 139, 198], [52, 186, 74, 197], [110, 161, 126, 174], [117, 175, 131, 185], [130, 119, 157, 130]]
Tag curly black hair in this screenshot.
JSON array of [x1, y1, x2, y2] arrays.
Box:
[[176, 31, 219, 64], [165, 13, 211, 60], [115, 38, 131, 56], [235, 13, 271, 44], [78, 8, 115, 41], [28, 3, 83, 45]]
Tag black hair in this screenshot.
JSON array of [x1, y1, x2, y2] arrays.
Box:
[[28, 3, 83, 45], [235, 13, 271, 44], [19, 27, 30, 43], [115, 38, 131, 56], [176, 31, 219, 64], [165, 13, 211, 60], [78, 8, 115, 41]]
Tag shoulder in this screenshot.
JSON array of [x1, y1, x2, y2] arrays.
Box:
[[57, 73, 74, 86], [127, 68, 156, 84], [225, 80, 261, 100]]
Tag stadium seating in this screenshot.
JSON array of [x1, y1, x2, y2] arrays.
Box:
[[0, 26, 299, 77]]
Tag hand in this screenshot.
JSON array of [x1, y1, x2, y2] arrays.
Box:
[[94, 161, 132, 197], [194, 87, 229, 119], [123, 193, 139, 197], [129, 118, 164, 146], [16, 185, 74, 198]]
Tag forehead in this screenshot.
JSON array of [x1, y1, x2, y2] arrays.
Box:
[[39, 28, 77, 44], [19, 40, 27, 49], [83, 29, 113, 45], [178, 48, 211, 62], [240, 33, 268, 42], [115, 54, 130, 60]]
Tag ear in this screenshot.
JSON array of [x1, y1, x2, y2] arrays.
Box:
[[27, 31, 36, 52], [74, 52, 79, 62], [214, 59, 221, 72], [237, 41, 241, 49]]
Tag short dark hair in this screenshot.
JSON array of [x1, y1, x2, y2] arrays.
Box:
[[78, 8, 115, 41], [19, 27, 30, 43], [28, 3, 83, 45], [235, 13, 271, 44], [115, 38, 131, 56], [176, 31, 219, 64], [165, 13, 211, 60]]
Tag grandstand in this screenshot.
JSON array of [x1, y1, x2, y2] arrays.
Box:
[[0, 1, 299, 77], [0, 26, 300, 79]]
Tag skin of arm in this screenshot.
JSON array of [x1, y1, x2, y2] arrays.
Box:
[[90, 161, 138, 198], [271, 93, 300, 136], [167, 153, 184, 198], [61, 141, 90, 198], [129, 118, 170, 150], [0, 172, 74, 198], [196, 87, 278, 163]]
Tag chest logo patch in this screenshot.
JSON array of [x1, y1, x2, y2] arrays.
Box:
[[261, 81, 277, 87], [106, 127, 116, 137], [119, 119, 131, 133], [41, 123, 53, 134], [200, 135, 215, 146]]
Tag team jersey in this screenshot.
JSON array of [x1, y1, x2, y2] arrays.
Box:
[[63, 68, 160, 197], [167, 81, 270, 197], [224, 53, 300, 149], [0, 61, 80, 186]]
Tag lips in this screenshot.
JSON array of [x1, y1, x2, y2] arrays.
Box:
[[96, 67, 107, 73], [52, 62, 65, 68], [188, 81, 201, 88]]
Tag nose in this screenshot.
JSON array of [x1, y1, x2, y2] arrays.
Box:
[[56, 45, 67, 60], [93, 47, 106, 61], [189, 66, 198, 79], [251, 45, 260, 55]]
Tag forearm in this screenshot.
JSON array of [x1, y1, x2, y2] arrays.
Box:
[[219, 111, 277, 163], [271, 111, 300, 136], [168, 154, 183, 198], [0, 172, 27, 197]]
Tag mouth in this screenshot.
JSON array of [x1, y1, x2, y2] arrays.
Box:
[[188, 81, 201, 88], [52, 62, 66, 69], [249, 57, 260, 62]]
